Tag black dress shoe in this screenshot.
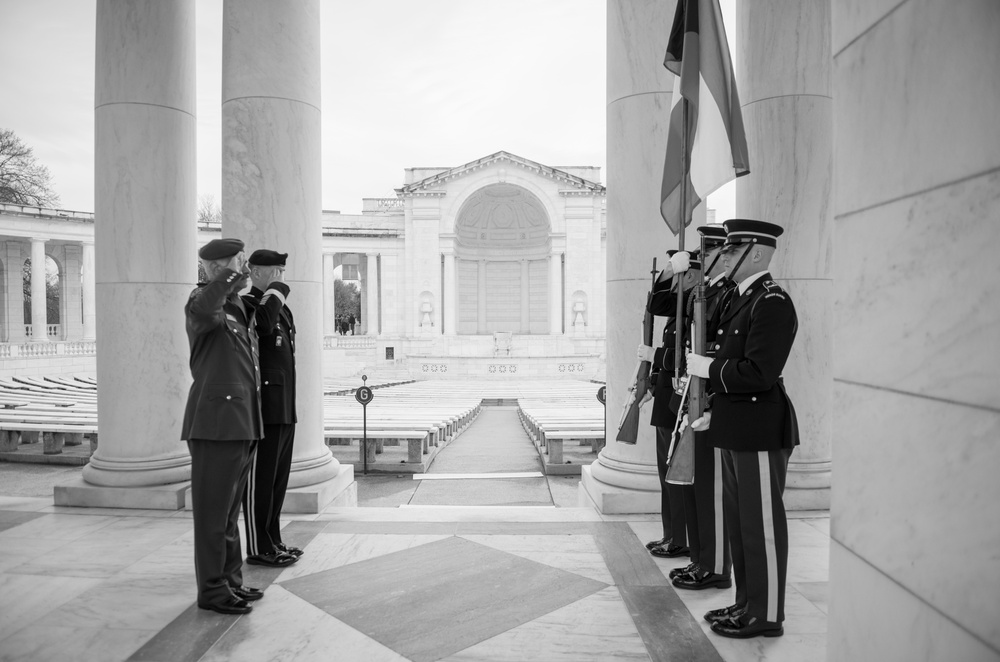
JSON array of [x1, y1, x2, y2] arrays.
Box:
[[198, 596, 253, 615], [673, 568, 732, 590], [669, 562, 698, 579], [704, 603, 746, 624], [649, 543, 689, 558], [645, 537, 670, 551], [711, 614, 783, 638], [232, 585, 264, 602], [276, 542, 303, 558], [246, 551, 298, 567]]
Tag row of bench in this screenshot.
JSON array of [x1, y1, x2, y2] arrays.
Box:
[[0, 376, 99, 456], [517, 386, 606, 474]]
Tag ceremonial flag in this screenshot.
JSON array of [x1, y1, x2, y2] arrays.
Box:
[[660, 0, 749, 235]]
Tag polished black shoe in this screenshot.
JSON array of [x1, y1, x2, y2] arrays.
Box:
[[704, 603, 747, 624], [198, 596, 253, 615], [711, 614, 783, 639], [246, 551, 298, 567], [645, 536, 670, 551], [232, 585, 264, 602], [673, 568, 732, 590], [650, 542, 689, 558], [276, 542, 304, 558], [669, 562, 698, 579]]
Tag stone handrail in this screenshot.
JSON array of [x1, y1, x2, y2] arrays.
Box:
[[0, 341, 96, 358], [324, 336, 376, 349]]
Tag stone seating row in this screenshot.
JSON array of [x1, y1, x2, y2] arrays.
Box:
[[0, 376, 99, 456], [517, 400, 605, 475]]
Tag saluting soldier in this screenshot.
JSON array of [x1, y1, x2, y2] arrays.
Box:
[[241, 249, 303, 567], [686, 219, 799, 639], [182, 238, 265, 615], [672, 224, 734, 592], [636, 249, 701, 559]]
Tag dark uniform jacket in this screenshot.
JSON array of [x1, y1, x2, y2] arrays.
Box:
[[705, 272, 800, 452], [181, 269, 263, 441], [243, 284, 297, 425], [647, 278, 689, 426]]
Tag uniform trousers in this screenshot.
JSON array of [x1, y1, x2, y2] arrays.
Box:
[[243, 423, 295, 555], [655, 426, 688, 545], [188, 438, 255, 606], [721, 447, 792, 623], [682, 436, 731, 575]]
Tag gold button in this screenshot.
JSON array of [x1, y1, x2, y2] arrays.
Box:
[[751, 396, 757, 402], [734, 330, 739, 334], [264, 381, 269, 385], [226, 395, 232, 400], [715, 344, 720, 350], [717, 330, 723, 335]]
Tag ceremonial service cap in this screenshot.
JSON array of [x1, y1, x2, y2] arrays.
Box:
[[721, 219, 784, 248], [198, 238, 244, 260], [697, 224, 728, 248], [248, 250, 288, 266]]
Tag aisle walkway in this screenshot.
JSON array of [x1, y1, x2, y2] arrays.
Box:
[[409, 406, 553, 507]]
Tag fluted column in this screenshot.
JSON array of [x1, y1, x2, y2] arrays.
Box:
[[737, 0, 832, 509], [29, 238, 48, 341], [548, 252, 562, 335], [365, 253, 379, 335], [443, 251, 456, 336], [322, 253, 336, 336], [222, 0, 344, 502], [81, 242, 96, 341], [583, 0, 679, 513], [75, 0, 196, 498]]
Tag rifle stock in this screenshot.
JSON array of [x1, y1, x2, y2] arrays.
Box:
[[616, 258, 658, 445], [665, 283, 706, 485]]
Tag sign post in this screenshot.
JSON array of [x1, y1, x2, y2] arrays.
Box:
[[355, 374, 374, 475]]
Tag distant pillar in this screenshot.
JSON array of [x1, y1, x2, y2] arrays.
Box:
[[583, 0, 676, 513], [76, 0, 196, 498], [4, 243, 27, 343], [222, 0, 344, 500], [81, 242, 96, 341], [737, 0, 832, 509], [477, 259, 487, 333], [29, 238, 48, 341], [323, 253, 336, 336], [443, 251, 456, 336], [365, 253, 379, 335], [62, 244, 84, 341], [548, 252, 562, 335], [520, 259, 530, 333]]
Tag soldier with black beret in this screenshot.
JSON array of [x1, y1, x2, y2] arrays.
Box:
[[686, 219, 800, 639], [182, 237, 264, 615], [240, 249, 303, 567]]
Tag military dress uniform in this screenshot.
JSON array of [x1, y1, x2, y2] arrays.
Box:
[[181, 238, 263, 613], [698, 219, 800, 638], [241, 250, 301, 564]]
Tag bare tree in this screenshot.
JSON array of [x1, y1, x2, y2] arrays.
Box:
[[198, 194, 221, 225], [0, 128, 60, 207]]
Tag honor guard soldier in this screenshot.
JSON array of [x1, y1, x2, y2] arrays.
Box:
[[181, 238, 265, 615], [686, 219, 799, 638], [636, 249, 702, 559], [241, 249, 303, 567], [672, 224, 735, 591]]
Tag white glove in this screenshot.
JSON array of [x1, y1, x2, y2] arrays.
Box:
[[668, 251, 690, 275], [637, 344, 656, 362], [686, 351, 713, 378], [691, 412, 712, 431]]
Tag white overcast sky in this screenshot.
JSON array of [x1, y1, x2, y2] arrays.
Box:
[[0, 0, 735, 219]]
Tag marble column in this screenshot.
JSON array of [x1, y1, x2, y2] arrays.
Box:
[[548, 252, 562, 335], [827, 2, 1000, 660], [365, 253, 379, 335], [477, 259, 487, 333], [69, 0, 196, 504], [582, 0, 682, 513], [81, 242, 96, 341], [4, 244, 26, 343], [520, 259, 530, 333], [443, 251, 456, 336], [222, 0, 350, 511], [736, 1, 833, 510], [29, 238, 47, 341], [62, 244, 83, 341], [322, 253, 336, 336]]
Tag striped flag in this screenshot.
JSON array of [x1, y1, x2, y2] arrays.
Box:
[[660, 0, 749, 234]]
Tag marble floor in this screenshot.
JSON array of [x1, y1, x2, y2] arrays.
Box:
[[0, 497, 829, 662]]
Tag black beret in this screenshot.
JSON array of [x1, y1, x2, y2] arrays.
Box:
[[198, 238, 244, 260], [248, 250, 288, 267]]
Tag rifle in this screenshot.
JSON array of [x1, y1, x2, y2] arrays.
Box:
[[616, 258, 658, 444]]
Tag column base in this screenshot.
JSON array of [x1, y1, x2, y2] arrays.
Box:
[[579, 465, 660, 514], [785, 460, 831, 510], [283, 463, 356, 513], [54, 478, 189, 510]]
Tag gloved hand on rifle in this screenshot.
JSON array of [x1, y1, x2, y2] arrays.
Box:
[[656, 251, 691, 282], [685, 351, 713, 378], [690, 412, 711, 431], [636, 344, 656, 363]]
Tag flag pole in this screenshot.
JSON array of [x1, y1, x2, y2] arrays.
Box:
[[673, 97, 688, 391]]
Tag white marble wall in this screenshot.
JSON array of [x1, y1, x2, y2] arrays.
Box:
[[61, 244, 84, 341], [221, 0, 341, 492], [736, 0, 833, 509], [828, 0, 1000, 658], [81, 242, 95, 340], [83, 0, 196, 489]]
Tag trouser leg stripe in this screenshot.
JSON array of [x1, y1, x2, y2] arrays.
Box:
[[713, 447, 724, 574], [245, 451, 258, 555], [758, 452, 779, 622]]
